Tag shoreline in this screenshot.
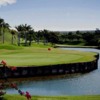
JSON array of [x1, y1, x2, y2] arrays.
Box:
[[0, 73, 82, 83], [54, 45, 98, 49], [0, 53, 99, 79]]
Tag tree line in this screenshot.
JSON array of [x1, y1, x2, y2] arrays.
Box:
[[0, 17, 100, 47], [59, 29, 100, 46]]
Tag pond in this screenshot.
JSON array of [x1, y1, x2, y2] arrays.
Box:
[[6, 48, 100, 96]]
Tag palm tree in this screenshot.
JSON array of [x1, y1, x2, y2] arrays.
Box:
[[22, 24, 32, 46], [28, 29, 34, 46], [42, 29, 49, 45], [0, 18, 4, 42], [0, 18, 4, 36], [10, 29, 17, 44], [15, 24, 32, 46], [36, 30, 43, 44], [15, 25, 23, 46], [2, 22, 10, 44], [0, 18, 10, 43]]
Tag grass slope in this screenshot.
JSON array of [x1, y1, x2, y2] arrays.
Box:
[[0, 29, 17, 44], [3, 95, 100, 100], [0, 44, 96, 67]]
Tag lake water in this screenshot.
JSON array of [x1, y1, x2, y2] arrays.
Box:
[[6, 48, 100, 96]]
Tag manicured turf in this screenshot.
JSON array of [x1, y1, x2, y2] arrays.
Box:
[[0, 44, 96, 67], [3, 95, 100, 100]]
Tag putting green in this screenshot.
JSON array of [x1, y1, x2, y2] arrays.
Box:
[[0, 47, 96, 67]]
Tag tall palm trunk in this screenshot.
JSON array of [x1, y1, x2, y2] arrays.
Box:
[[25, 31, 27, 46], [11, 34, 14, 44], [37, 37, 40, 44], [29, 36, 32, 46], [0, 28, 1, 36], [2, 26, 4, 44], [18, 32, 20, 46]]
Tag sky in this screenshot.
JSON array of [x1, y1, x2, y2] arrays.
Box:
[[0, 0, 100, 31]]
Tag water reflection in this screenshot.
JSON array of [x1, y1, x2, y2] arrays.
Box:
[[6, 48, 100, 96]]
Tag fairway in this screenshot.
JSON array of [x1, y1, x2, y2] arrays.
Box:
[[3, 95, 100, 100], [0, 46, 96, 67]]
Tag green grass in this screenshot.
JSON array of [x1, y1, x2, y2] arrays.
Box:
[[3, 95, 100, 100], [0, 29, 17, 44], [0, 44, 22, 50], [0, 44, 96, 67]]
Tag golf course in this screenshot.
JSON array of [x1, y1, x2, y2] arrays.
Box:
[[0, 44, 97, 67], [0, 44, 99, 100], [0, 0, 100, 99]]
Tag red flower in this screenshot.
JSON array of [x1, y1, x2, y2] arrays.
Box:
[[1, 60, 6, 65], [25, 91, 31, 99], [11, 66, 17, 71]]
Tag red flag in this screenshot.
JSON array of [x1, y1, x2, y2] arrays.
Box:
[[1, 60, 6, 65], [48, 48, 51, 51]]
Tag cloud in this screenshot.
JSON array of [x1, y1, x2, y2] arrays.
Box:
[[0, 0, 16, 6]]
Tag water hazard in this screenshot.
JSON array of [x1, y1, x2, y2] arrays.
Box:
[[6, 48, 100, 96]]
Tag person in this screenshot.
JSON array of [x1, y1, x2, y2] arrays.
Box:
[[25, 91, 31, 100]]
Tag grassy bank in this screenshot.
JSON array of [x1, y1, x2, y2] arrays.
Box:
[[3, 95, 100, 100], [0, 44, 97, 67]]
